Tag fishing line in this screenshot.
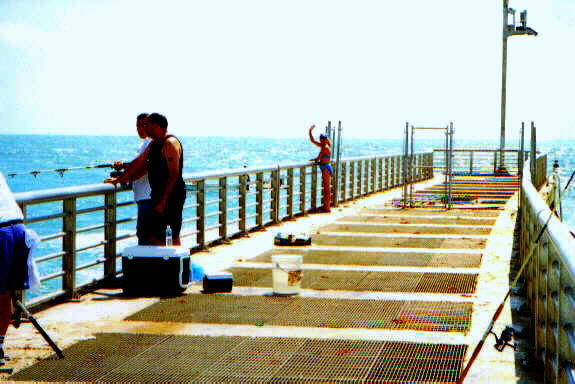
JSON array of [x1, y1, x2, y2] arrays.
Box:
[[6, 164, 115, 178]]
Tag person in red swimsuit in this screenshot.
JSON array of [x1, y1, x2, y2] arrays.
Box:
[[308, 125, 332, 213]]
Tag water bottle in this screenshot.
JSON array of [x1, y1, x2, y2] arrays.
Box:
[[166, 225, 173, 246]]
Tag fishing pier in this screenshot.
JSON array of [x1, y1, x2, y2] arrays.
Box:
[[3, 128, 575, 383]]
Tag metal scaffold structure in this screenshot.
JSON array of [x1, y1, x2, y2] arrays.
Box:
[[401, 122, 454, 209]]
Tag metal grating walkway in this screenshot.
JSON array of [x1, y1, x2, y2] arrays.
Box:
[[230, 267, 478, 294], [10, 334, 467, 383], [251, 250, 483, 268], [126, 294, 473, 332]]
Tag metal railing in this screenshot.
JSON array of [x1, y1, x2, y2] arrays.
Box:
[[15, 152, 434, 308], [520, 153, 575, 383], [433, 149, 524, 175]]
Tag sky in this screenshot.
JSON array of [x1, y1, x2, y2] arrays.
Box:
[[0, 0, 573, 140]]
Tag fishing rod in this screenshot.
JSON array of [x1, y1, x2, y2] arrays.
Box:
[[6, 163, 116, 178], [11, 294, 65, 359], [457, 169, 575, 384]]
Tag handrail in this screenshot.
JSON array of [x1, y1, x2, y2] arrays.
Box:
[[14, 152, 435, 308], [520, 154, 575, 383]]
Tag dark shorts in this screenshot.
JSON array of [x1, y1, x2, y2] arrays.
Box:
[[0, 224, 30, 294], [146, 197, 186, 243], [136, 199, 153, 245]]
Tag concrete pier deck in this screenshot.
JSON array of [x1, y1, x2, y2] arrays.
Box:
[[2, 175, 535, 383]]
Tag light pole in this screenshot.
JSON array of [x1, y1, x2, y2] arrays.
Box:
[[499, 0, 537, 173]]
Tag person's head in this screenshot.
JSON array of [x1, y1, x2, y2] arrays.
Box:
[[146, 113, 168, 140], [319, 134, 329, 145], [136, 113, 149, 139]]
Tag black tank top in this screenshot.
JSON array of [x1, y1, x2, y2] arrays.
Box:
[[147, 134, 186, 203]]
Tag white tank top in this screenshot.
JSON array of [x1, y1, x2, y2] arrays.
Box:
[[0, 172, 24, 223], [132, 138, 152, 202]]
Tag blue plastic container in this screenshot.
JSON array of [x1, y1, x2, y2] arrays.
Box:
[[190, 263, 205, 282]]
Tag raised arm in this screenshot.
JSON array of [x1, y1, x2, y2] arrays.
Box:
[[308, 125, 321, 147]]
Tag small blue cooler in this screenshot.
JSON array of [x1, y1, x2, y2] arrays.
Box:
[[122, 246, 190, 295]]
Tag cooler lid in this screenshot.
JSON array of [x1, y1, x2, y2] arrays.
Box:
[[122, 245, 189, 258]]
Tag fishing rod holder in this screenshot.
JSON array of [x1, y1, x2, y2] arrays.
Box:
[[490, 325, 516, 352]]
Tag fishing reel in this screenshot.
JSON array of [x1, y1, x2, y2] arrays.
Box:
[[490, 326, 516, 352], [109, 170, 125, 178]]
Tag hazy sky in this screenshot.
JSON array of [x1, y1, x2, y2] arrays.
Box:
[[0, 0, 573, 140]]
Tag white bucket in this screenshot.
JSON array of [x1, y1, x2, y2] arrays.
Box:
[[272, 255, 303, 295]]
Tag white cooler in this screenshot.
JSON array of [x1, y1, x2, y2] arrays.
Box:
[[122, 246, 190, 295]]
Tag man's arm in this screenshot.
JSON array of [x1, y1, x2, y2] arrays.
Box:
[[154, 138, 182, 214], [104, 145, 150, 185]]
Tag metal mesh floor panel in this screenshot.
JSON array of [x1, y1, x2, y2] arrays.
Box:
[[366, 342, 467, 383], [313, 235, 487, 250], [126, 294, 473, 332], [252, 251, 483, 268], [10, 334, 467, 383], [230, 268, 478, 294]]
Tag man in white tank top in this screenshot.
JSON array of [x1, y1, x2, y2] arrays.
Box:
[[107, 113, 153, 245], [0, 172, 34, 367]]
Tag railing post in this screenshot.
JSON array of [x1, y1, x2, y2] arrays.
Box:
[[63, 197, 77, 299], [371, 158, 376, 194], [470, 152, 474, 174], [493, 151, 498, 174], [311, 165, 318, 210], [196, 179, 206, 248], [272, 168, 280, 223], [350, 161, 355, 199], [287, 168, 294, 219], [342, 161, 348, 201], [256, 172, 264, 227], [218, 177, 228, 241], [332, 162, 339, 207], [299, 166, 306, 214], [384, 157, 389, 189], [359, 160, 364, 196], [395, 155, 401, 186], [239, 174, 247, 234], [104, 191, 117, 280], [389, 156, 395, 188], [364, 160, 369, 196], [378, 158, 383, 191]]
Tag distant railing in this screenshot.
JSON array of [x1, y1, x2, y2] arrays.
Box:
[[15, 152, 434, 308], [520, 153, 575, 383], [433, 149, 524, 175]]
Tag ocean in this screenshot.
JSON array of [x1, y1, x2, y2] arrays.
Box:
[[1, 134, 573, 299]]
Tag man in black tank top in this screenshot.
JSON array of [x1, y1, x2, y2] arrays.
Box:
[[104, 113, 186, 246], [144, 113, 186, 245]]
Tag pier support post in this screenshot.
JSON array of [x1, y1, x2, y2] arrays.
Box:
[[287, 168, 294, 219], [239, 174, 247, 234], [104, 191, 117, 280], [342, 162, 348, 201], [218, 177, 228, 241], [256, 172, 264, 227], [299, 166, 306, 215], [196, 180, 206, 248], [63, 197, 78, 299], [350, 161, 356, 199], [311, 166, 318, 211], [371, 159, 377, 193], [272, 168, 280, 223]]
